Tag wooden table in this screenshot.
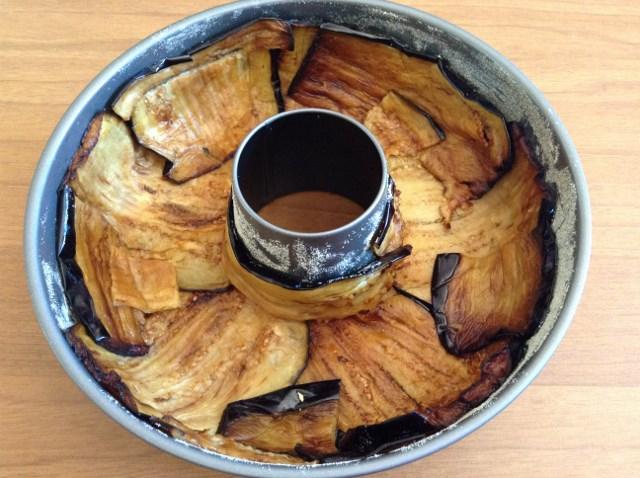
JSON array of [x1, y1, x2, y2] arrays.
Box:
[[2, 1, 639, 476]]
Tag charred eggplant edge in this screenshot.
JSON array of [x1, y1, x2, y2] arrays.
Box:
[[334, 341, 518, 458], [57, 184, 149, 357], [428, 123, 557, 355]]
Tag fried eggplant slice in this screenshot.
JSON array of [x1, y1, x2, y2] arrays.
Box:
[[73, 196, 177, 347], [297, 292, 513, 431], [132, 48, 278, 182], [219, 380, 340, 458], [431, 234, 547, 354], [223, 198, 410, 321], [394, 124, 548, 303], [69, 113, 230, 291], [364, 91, 443, 158], [58, 186, 148, 353], [113, 19, 292, 121], [69, 289, 308, 431], [176, 431, 304, 464], [289, 30, 510, 206], [278, 26, 319, 95], [337, 344, 515, 456]]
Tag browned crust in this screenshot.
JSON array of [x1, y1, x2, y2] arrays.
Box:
[[421, 342, 515, 427], [66, 326, 138, 412], [66, 113, 103, 182]]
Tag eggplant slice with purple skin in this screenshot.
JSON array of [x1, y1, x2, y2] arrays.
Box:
[[288, 29, 511, 217], [68, 289, 308, 432], [68, 112, 231, 292], [297, 292, 515, 432], [336, 342, 517, 456], [219, 380, 340, 459], [127, 19, 293, 182], [428, 126, 556, 354]]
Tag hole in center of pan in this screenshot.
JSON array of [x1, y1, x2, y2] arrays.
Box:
[[236, 110, 385, 234]]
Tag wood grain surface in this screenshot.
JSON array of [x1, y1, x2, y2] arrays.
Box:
[[2, 1, 639, 476]]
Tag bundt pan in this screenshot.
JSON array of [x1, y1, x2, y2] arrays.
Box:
[[24, 0, 591, 476]]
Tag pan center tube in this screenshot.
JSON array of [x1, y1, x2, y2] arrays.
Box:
[[230, 108, 392, 286]]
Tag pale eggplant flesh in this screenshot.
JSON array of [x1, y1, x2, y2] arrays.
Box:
[[288, 29, 511, 217], [131, 48, 279, 182], [218, 380, 340, 459], [297, 293, 516, 432], [58, 185, 149, 356], [67, 289, 308, 433], [68, 113, 231, 293], [113, 19, 293, 121]]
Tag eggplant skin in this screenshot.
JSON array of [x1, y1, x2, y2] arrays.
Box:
[[297, 292, 514, 431], [430, 125, 556, 354], [219, 380, 340, 459]]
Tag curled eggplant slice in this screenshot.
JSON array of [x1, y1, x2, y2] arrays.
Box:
[[69, 289, 308, 432], [289, 29, 510, 212], [219, 380, 340, 459], [297, 292, 514, 431], [113, 19, 292, 121], [337, 343, 516, 456], [132, 48, 279, 182], [69, 113, 230, 291], [278, 25, 319, 95], [394, 124, 551, 303], [364, 91, 444, 158]]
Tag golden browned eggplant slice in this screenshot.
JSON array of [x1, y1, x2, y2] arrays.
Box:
[[431, 236, 546, 354], [73, 197, 151, 345], [69, 113, 230, 291], [132, 48, 278, 182], [113, 19, 292, 121], [68, 289, 308, 432], [394, 124, 548, 303], [336, 343, 515, 455], [297, 292, 513, 431], [289, 30, 510, 204], [222, 199, 410, 321], [278, 26, 319, 95], [176, 431, 305, 464], [219, 380, 340, 458], [425, 128, 555, 354], [364, 91, 443, 158]]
